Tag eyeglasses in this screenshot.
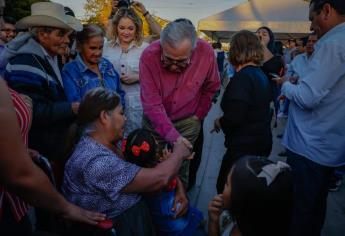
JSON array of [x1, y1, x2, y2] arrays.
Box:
[[161, 53, 191, 68]]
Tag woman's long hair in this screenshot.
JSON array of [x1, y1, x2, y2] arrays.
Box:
[[64, 88, 120, 160], [109, 8, 143, 47]]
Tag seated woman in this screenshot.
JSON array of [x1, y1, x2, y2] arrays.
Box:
[[208, 156, 293, 236], [62, 88, 192, 236], [213, 30, 272, 193], [62, 24, 125, 106], [123, 128, 205, 236]]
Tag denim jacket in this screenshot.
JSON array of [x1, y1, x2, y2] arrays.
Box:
[[62, 54, 125, 107]]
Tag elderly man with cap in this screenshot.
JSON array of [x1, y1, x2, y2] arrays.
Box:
[[2, 2, 83, 229], [1, 1, 85, 232], [3, 2, 82, 163]]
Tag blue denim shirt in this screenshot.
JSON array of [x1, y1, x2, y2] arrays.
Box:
[[62, 54, 125, 107], [282, 22, 345, 167]]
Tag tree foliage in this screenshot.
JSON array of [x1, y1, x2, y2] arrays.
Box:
[[83, 0, 168, 36], [4, 0, 49, 21], [83, 0, 112, 28]]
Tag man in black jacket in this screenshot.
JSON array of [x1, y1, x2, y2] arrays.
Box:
[[3, 2, 82, 161]]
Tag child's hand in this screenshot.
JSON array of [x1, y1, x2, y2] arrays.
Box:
[[159, 148, 172, 162], [208, 194, 224, 223], [172, 178, 189, 218]]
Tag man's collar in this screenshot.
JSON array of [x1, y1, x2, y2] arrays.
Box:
[[316, 22, 345, 47], [39, 45, 57, 60], [75, 54, 108, 74]]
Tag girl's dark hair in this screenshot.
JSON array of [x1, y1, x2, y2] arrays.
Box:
[[76, 24, 105, 45], [229, 156, 293, 236], [64, 88, 120, 159], [124, 129, 158, 168], [256, 26, 276, 54]]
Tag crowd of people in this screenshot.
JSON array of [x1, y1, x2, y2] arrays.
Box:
[[0, 0, 344, 235]]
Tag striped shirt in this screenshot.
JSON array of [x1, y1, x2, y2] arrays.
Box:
[[0, 88, 31, 222]]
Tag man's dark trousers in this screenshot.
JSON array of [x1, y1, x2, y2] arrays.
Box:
[[287, 150, 333, 236]]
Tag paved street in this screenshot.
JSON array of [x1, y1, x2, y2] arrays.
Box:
[[188, 90, 345, 235]]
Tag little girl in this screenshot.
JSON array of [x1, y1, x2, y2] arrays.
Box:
[[123, 129, 206, 236]]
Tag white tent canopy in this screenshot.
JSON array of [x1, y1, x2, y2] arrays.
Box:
[[198, 0, 311, 41]]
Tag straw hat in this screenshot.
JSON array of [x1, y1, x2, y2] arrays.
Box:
[[16, 2, 82, 31]]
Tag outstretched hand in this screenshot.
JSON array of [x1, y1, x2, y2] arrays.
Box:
[[173, 139, 193, 160], [208, 194, 224, 223], [132, 1, 147, 14], [61, 203, 106, 225], [159, 148, 172, 162], [173, 178, 189, 218], [112, 0, 119, 11], [176, 136, 193, 150]]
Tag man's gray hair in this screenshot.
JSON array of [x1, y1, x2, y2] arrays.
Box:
[[160, 21, 197, 49]]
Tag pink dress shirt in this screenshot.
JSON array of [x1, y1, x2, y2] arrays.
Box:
[[140, 39, 220, 142]]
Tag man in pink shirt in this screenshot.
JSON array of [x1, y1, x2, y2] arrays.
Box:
[[140, 20, 220, 187]]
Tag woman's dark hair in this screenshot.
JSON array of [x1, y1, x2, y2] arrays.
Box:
[[76, 24, 105, 45], [124, 129, 158, 168], [256, 26, 276, 54], [310, 0, 345, 15], [64, 88, 120, 159], [228, 156, 293, 236]]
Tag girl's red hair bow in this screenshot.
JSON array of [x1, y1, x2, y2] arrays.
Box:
[[132, 141, 150, 157]]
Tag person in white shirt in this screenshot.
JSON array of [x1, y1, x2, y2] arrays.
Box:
[[103, 8, 148, 136]]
